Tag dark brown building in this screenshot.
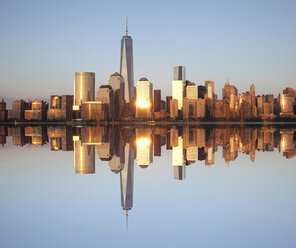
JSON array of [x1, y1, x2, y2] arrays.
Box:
[[198, 85, 206, 99], [166, 96, 172, 114], [153, 90, 161, 112]]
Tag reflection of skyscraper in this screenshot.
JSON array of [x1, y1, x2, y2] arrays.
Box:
[[136, 78, 153, 118], [120, 21, 134, 103], [136, 129, 153, 168], [173, 136, 184, 166], [74, 137, 95, 174], [120, 143, 134, 211], [172, 66, 186, 111], [109, 147, 125, 174], [173, 136, 185, 180], [174, 166, 186, 180]]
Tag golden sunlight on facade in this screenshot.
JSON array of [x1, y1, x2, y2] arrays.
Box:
[[136, 78, 153, 119]]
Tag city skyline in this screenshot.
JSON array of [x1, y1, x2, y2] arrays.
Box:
[[1, 0, 296, 101]]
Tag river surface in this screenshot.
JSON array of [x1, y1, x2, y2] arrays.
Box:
[[0, 125, 295, 248]]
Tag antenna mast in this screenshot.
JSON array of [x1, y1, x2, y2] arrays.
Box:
[[126, 16, 128, 36]]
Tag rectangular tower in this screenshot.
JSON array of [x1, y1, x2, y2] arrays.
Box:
[[120, 27, 134, 104], [174, 66, 186, 81]]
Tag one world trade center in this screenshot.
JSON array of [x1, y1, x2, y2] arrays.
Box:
[[120, 18, 134, 104]]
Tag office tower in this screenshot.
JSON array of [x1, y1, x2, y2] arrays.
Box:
[[120, 143, 134, 210], [136, 78, 153, 118], [250, 84, 257, 116], [96, 85, 115, 120], [257, 95, 265, 116], [108, 72, 125, 119], [215, 99, 230, 119], [81, 102, 107, 120], [166, 96, 172, 113], [50, 96, 62, 109], [48, 95, 73, 121], [0, 100, 7, 121], [25, 100, 48, 121], [153, 90, 161, 112], [183, 82, 198, 119], [8, 100, 27, 120], [223, 80, 238, 112], [170, 99, 179, 119], [174, 66, 186, 81], [108, 72, 125, 100], [280, 94, 294, 115], [74, 138, 95, 174], [264, 95, 274, 115], [196, 99, 206, 118], [205, 80, 215, 99], [198, 85, 206, 99], [74, 72, 95, 107], [186, 82, 198, 100], [120, 22, 134, 103], [172, 80, 185, 110], [283, 87, 296, 98]]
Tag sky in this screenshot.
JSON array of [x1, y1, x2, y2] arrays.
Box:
[[0, 0, 295, 103]]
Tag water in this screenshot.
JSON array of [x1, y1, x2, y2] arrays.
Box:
[[0, 125, 295, 248]]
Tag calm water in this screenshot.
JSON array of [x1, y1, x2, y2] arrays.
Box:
[[0, 125, 296, 248]]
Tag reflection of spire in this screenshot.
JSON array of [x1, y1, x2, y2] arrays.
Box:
[[120, 143, 134, 210], [126, 210, 128, 231]]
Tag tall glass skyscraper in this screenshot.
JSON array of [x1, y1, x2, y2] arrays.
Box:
[[120, 22, 134, 104]]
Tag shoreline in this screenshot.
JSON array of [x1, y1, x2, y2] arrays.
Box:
[[1, 120, 296, 126]]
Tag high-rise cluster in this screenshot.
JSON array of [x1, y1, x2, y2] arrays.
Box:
[[1, 25, 295, 123]]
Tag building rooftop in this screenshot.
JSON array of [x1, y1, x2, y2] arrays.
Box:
[[99, 85, 113, 89], [111, 72, 122, 77], [139, 77, 149, 82]]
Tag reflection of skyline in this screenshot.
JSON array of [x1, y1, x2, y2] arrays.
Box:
[[1, 125, 296, 222], [2, 125, 296, 164]]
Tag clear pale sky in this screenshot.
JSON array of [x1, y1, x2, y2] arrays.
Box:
[[0, 0, 295, 102]]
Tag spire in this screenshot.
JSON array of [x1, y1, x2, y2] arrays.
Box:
[[126, 16, 128, 36], [126, 210, 129, 231]]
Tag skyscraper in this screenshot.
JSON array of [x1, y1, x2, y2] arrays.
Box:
[[136, 77, 153, 118], [108, 72, 125, 119], [74, 72, 95, 107], [186, 82, 198, 100], [120, 20, 134, 103], [205, 80, 215, 99], [174, 66, 186, 81], [250, 84, 257, 117], [172, 80, 185, 110]]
